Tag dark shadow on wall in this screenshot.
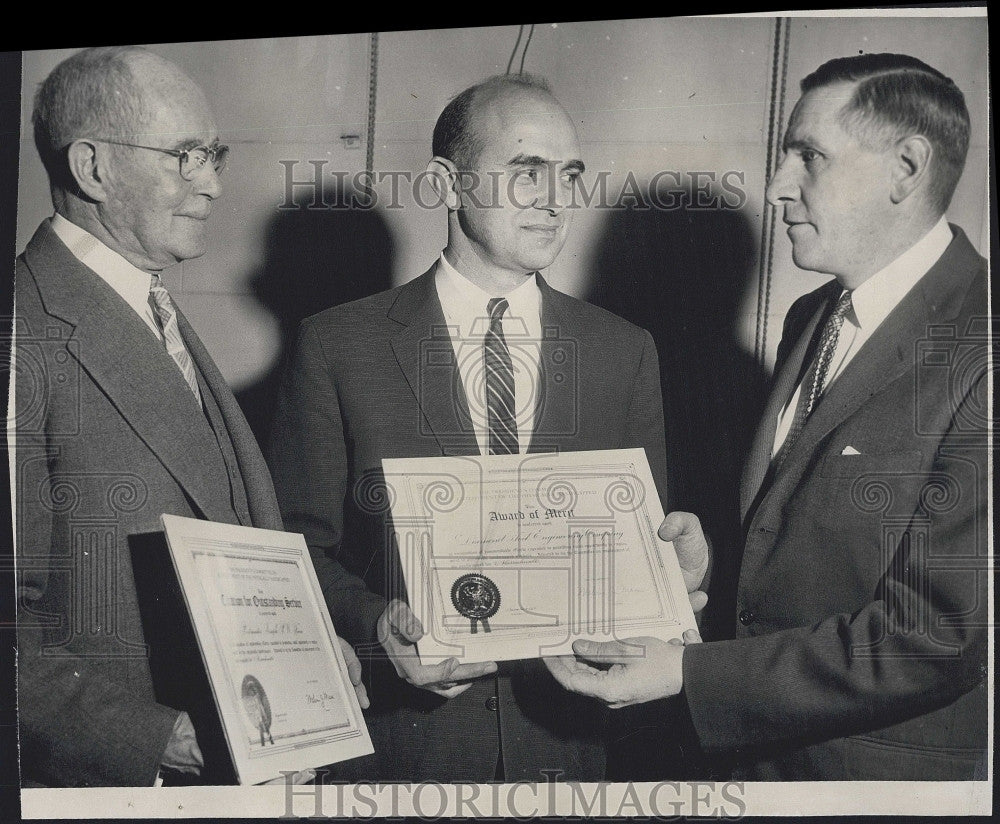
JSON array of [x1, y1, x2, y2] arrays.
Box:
[[587, 203, 769, 780], [235, 189, 396, 446]]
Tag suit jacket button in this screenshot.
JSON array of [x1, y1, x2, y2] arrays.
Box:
[[485, 696, 499, 711], [738, 609, 755, 626]]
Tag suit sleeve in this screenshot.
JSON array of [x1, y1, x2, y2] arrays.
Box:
[[267, 318, 387, 648], [682, 373, 988, 751], [13, 301, 178, 787]]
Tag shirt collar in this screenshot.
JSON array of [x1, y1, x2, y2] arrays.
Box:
[[50, 213, 157, 316], [848, 215, 952, 332], [435, 253, 541, 338]]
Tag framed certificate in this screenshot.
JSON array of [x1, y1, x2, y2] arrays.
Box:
[[161, 515, 373, 785], [382, 448, 697, 663]]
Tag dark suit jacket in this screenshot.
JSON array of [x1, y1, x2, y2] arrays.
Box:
[[14, 221, 283, 787], [268, 264, 669, 781], [682, 225, 988, 780]]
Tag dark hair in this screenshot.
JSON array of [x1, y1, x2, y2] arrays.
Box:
[[802, 53, 970, 212], [432, 73, 553, 170], [32, 46, 150, 189]]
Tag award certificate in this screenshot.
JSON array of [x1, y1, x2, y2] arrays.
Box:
[[161, 515, 373, 784], [382, 448, 697, 663]]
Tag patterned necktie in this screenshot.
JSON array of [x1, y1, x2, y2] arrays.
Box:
[[775, 290, 853, 466], [148, 275, 203, 407], [484, 297, 518, 455]]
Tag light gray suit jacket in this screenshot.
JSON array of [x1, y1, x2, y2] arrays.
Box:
[[14, 220, 283, 787]]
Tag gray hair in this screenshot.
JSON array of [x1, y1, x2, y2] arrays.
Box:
[[32, 46, 151, 188]]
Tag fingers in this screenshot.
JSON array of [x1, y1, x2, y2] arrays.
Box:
[[335, 636, 370, 709], [658, 510, 702, 543], [384, 599, 423, 642], [682, 628, 702, 645], [688, 589, 709, 614], [262, 769, 316, 786], [410, 656, 497, 687], [571, 637, 647, 666]]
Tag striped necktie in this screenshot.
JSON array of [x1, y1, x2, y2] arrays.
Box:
[[148, 275, 203, 407], [775, 289, 853, 466], [485, 297, 518, 455]]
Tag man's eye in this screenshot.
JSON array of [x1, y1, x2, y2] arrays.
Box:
[[562, 172, 581, 187], [800, 149, 820, 164], [515, 168, 539, 183]]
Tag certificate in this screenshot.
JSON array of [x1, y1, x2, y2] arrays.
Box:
[[161, 515, 373, 785], [382, 448, 697, 663]]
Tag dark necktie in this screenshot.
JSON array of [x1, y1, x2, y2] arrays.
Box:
[[775, 289, 853, 466], [148, 275, 203, 407], [484, 297, 518, 455]]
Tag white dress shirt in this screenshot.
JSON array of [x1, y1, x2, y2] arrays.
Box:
[[434, 254, 542, 455], [772, 216, 953, 457], [50, 213, 163, 342]]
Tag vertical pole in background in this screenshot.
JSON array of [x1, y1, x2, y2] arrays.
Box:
[[755, 18, 791, 368], [366, 32, 380, 184]]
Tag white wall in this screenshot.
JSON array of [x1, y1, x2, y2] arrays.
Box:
[[16, 16, 989, 392]]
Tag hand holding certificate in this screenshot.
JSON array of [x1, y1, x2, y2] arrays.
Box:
[[161, 515, 373, 785], [382, 448, 698, 665]]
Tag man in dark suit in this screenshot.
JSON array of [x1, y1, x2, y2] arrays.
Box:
[[13, 46, 364, 787], [268, 74, 705, 782], [546, 53, 988, 780]]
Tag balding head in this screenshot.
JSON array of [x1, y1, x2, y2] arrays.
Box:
[[33, 47, 206, 192], [433, 73, 558, 172]]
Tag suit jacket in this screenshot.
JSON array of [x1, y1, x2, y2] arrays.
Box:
[[14, 221, 283, 787], [268, 264, 669, 781], [682, 225, 989, 780]]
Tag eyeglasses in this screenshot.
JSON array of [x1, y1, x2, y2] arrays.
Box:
[[84, 138, 229, 180]]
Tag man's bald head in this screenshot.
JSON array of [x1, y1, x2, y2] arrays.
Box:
[[432, 73, 557, 171], [32, 46, 201, 191]]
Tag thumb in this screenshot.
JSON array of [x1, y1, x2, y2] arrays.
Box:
[[660, 511, 708, 573]]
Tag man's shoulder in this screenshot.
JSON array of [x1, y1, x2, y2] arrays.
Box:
[[542, 281, 652, 343], [300, 275, 423, 334]]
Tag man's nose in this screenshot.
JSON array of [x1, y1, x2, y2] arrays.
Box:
[[765, 158, 797, 207], [194, 164, 223, 199], [534, 175, 571, 213]]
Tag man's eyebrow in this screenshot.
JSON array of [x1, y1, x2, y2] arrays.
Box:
[[506, 153, 586, 173], [172, 136, 217, 151], [782, 135, 825, 154]]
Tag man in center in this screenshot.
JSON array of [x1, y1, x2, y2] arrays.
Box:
[[267, 74, 694, 781]]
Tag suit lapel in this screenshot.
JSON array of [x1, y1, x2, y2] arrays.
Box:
[[176, 309, 282, 530], [387, 265, 479, 456], [747, 225, 984, 522], [530, 275, 580, 454], [23, 222, 238, 524]]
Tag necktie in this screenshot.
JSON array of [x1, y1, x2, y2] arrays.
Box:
[[148, 275, 203, 407], [484, 297, 518, 455], [775, 289, 853, 466]]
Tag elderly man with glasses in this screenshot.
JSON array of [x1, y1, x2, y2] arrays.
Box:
[[12, 46, 365, 787]]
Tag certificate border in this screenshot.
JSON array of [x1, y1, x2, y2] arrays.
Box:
[[161, 514, 373, 784]]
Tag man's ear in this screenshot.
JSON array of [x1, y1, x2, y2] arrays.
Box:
[[890, 135, 932, 205], [65, 139, 110, 202], [425, 156, 461, 210]]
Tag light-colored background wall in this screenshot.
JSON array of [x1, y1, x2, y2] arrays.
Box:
[[17, 17, 989, 448], [17, 16, 988, 396]]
